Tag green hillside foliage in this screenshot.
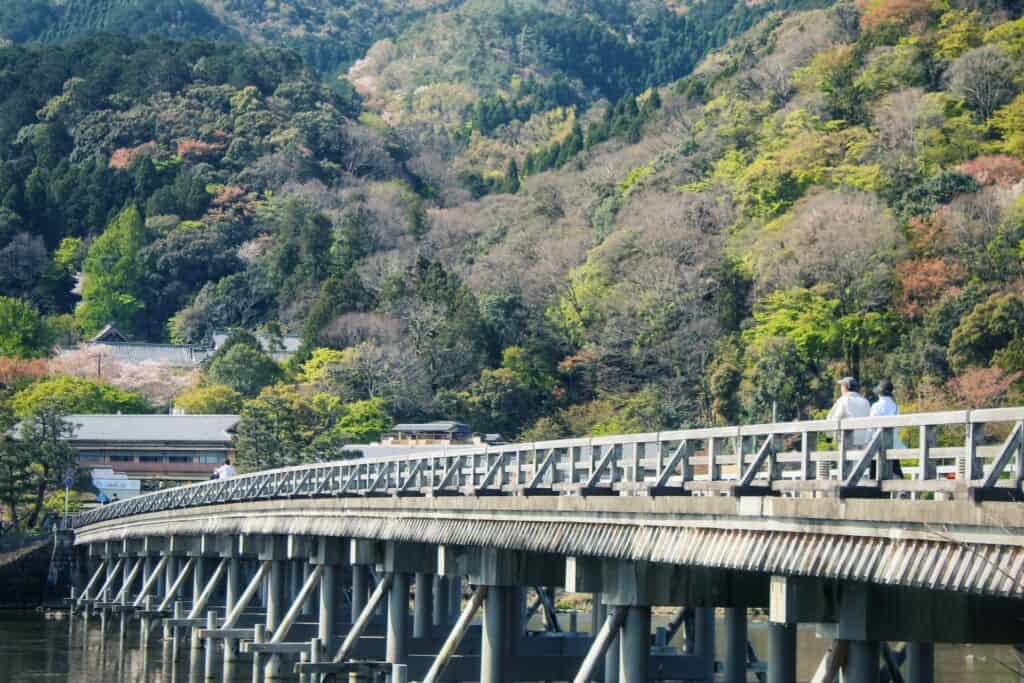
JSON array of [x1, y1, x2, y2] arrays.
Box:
[[349, 0, 832, 193], [1, 0, 1024, 483], [0, 0, 231, 44], [0, 0, 447, 74]]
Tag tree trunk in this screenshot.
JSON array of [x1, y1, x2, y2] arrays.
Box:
[[25, 474, 47, 529]]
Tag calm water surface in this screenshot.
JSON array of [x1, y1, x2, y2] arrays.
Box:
[[0, 610, 1019, 682]]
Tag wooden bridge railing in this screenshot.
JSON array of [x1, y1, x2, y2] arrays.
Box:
[[72, 407, 1024, 528]]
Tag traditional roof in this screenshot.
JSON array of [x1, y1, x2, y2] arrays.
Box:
[[212, 331, 302, 356], [90, 324, 129, 343], [81, 342, 210, 367], [62, 414, 239, 443], [391, 421, 471, 433]]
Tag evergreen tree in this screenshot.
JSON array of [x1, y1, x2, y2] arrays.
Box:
[[76, 205, 147, 335]]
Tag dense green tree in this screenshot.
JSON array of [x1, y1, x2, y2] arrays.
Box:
[[233, 389, 313, 472], [0, 296, 53, 358], [76, 205, 147, 335], [138, 224, 243, 339], [12, 375, 149, 417], [332, 398, 392, 444], [233, 385, 348, 470], [17, 401, 75, 528], [743, 336, 817, 421], [206, 342, 283, 397], [174, 384, 244, 415], [948, 292, 1024, 371], [436, 367, 537, 437]]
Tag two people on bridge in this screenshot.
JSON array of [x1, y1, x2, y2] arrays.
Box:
[[827, 377, 905, 475]]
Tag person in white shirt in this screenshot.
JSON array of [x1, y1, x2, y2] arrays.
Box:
[[214, 461, 236, 479], [827, 376, 871, 446], [870, 379, 905, 477]]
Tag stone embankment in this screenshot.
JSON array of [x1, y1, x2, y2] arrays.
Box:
[[0, 530, 77, 607]]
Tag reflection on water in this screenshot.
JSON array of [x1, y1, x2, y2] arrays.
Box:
[[0, 609, 1019, 681], [0, 610, 250, 682]]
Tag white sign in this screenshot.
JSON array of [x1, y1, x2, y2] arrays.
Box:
[[93, 478, 140, 492], [91, 468, 141, 497]]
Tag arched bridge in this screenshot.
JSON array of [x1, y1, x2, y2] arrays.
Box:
[[69, 408, 1024, 683]]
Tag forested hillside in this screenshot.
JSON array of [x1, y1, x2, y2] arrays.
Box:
[[1, 0, 1024, 480]]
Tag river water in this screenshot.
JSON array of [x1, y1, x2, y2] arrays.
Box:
[[0, 610, 1019, 682]]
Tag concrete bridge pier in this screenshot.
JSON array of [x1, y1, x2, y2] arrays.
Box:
[[482, 585, 514, 683], [767, 624, 797, 683], [301, 561, 314, 617], [588, 593, 620, 683], [591, 559, 655, 683], [694, 607, 716, 681], [449, 575, 463, 620], [722, 607, 748, 683], [191, 550, 206, 609], [768, 575, 806, 683], [384, 541, 437, 674], [906, 642, 935, 683], [222, 536, 242, 668], [351, 540, 374, 623], [387, 572, 411, 667], [611, 603, 650, 681], [314, 537, 344, 652], [843, 640, 881, 683], [164, 554, 178, 607], [142, 554, 153, 601], [414, 571, 433, 638], [262, 535, 288, 679], [432, 575, 449, 627], [103, 551, 117, 602]]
